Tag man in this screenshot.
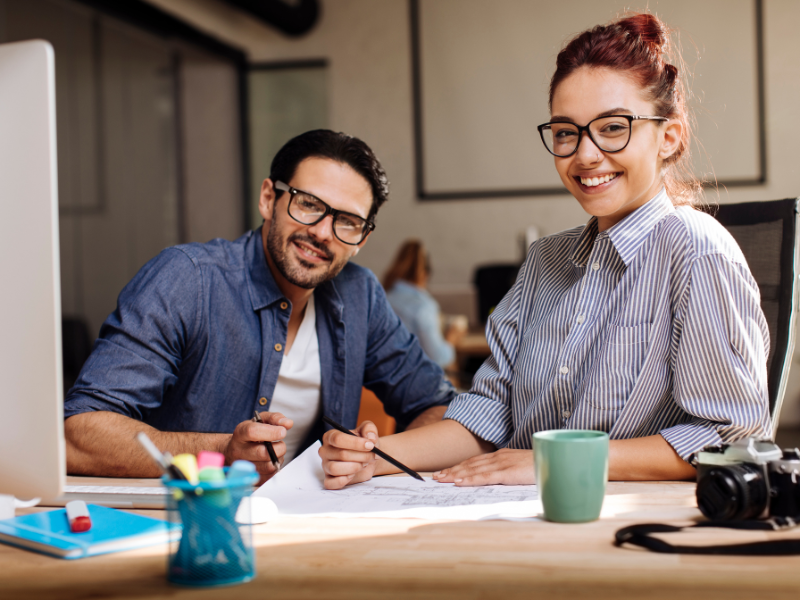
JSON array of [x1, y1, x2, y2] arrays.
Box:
[[64, 130, 454, 481]]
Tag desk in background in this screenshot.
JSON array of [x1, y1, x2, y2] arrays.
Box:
[[3, 479, 800, 599], [454, 331, 491, 389]]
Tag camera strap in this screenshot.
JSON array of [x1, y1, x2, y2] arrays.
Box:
[[615, 518, 800, 555]]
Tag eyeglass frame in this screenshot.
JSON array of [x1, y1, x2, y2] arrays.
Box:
[[273, 180, 376, 246], [536, 114, 669, 158]]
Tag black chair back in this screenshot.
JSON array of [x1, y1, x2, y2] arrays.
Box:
[[473, 263, 521, 325], [712, 198, 800, 433]]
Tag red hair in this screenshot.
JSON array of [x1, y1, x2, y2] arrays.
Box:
[[549, 13, 700, 205], [383, 239, 429, 291]]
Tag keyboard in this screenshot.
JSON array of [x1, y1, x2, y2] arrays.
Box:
[[46, 485, 169, 509]]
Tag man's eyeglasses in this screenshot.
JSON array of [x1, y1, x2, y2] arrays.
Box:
[[274, 181, 375, 246], [537, 114, 668, 158]]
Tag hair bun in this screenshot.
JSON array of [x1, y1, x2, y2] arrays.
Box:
[[617, 13, 669, 56]]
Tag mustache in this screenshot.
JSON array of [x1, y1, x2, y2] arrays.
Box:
[[289, 233, 333, 260]]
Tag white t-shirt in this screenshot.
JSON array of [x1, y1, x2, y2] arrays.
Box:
[[269, 294, 322, 463]]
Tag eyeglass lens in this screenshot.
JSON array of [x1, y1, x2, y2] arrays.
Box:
[[541, 116, 632, 157], [289, 191, 368, 244]]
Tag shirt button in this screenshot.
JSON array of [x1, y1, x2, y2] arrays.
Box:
[[274, 343, 283, 352], [259, 397, 268, 406], [280, 301, 288, 310], [576, 314, 585, 324], [560, 366, 569, 375], [591, 262, 600, 271], [562, 410, 571, 419]]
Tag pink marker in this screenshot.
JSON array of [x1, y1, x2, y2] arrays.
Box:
[[65, 500, 92, 533], [197, 450, 225, 471]]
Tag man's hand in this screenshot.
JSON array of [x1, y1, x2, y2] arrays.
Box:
[[318, 421, 379, 490], [432, 448, 534, 486], [223, 411, 293, 484]]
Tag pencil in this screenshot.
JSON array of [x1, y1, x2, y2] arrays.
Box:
[[322, 415, 424, 481], [253, 411, 281, 473]]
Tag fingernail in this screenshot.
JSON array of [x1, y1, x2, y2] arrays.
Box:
[[454, 478, 462, 483], [364, 441, 374, 450], [367, 432, 377, 441], [432, 471, 440, 478]]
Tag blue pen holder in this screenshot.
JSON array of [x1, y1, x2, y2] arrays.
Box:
[[163, 471, 258, 587]]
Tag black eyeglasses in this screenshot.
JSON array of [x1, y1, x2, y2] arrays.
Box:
[[274, 181, 375, 246], [537, 114, 668, 157]]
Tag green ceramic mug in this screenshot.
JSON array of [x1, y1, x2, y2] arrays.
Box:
[[532, 430, 609, 523]]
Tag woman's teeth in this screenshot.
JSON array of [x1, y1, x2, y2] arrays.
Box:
[[580, 173, 618, 187]]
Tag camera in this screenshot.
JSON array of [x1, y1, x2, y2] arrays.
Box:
[[695, 438, 800, 521]]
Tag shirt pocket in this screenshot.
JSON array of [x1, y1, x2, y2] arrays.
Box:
[[587, 322, 651, 411]]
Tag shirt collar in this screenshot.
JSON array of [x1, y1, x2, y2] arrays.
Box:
[[246, 227, 287, 311], [245, 227, 345, 319], [569, 187, 674, 268]]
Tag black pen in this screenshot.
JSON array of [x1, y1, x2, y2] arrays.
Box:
[[253, 410, 281, 473], [322, 415, 424, 481]]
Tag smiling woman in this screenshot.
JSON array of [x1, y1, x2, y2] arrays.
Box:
[[318, 13, 771, 490]]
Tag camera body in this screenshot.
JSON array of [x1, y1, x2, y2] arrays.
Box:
[[696, 438, 800, 521]]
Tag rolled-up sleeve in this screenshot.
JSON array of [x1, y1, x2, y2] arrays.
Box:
[[63, 248, 201, 421], [444, 258, 532, 447], [662, 252, 771, 461]]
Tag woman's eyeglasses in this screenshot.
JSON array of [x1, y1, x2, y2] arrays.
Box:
[[537, 114, 668, 157]]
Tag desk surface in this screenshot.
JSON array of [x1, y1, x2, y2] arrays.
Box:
[[454, 331, 491, 357], [3, 479, 800, 599]]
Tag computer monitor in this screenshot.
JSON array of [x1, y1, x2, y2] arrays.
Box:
[[0, 39, 65, 501]]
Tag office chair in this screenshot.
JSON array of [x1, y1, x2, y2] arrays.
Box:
[[712, 198, 800, 435], [473, 263, 521, 325], [62, 317, 92, 394]]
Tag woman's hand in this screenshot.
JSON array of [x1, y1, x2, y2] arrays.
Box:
[[432, 448, 534, 486], [318, 421, 380, 490]]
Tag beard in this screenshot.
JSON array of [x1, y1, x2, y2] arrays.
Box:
[[266, 221, 350, 290]]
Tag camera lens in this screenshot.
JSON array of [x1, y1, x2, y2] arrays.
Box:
[[696, 464, 768, 521]]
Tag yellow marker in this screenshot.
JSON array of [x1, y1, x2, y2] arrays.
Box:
[[171, 453, 199, 484]]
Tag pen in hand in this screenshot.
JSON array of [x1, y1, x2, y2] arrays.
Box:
[[322, 415, 424, 481], [253, 410, 282, 473]]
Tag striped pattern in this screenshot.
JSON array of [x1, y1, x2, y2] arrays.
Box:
[[445, 189, 771, 462]]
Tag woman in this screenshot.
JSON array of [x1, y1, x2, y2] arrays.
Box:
[[383, 239, 465, 369], [320, 13, 770, 488]]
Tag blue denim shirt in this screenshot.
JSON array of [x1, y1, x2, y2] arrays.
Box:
[[64, 228, 455, 449]]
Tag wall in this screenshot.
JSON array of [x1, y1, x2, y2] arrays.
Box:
[[144, 0, 800, 424]]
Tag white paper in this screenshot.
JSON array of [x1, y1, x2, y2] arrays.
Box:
[[254, 442, 541, 520]]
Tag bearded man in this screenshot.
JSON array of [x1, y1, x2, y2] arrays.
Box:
[[64, 130, 454, 481]]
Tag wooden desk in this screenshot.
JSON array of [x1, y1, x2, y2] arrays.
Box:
[[3, 480, 800, 599], [454, 331, 491, 358]]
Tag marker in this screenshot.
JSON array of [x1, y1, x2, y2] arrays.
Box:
[[135, 432, 188, 481], [322, 415, 424, 481], [65, 500, 92, 533], [228, 459, 257, 480], [197, 450, 225, 471], [172, 453, 199, 485], [253, 411, 281, 473]]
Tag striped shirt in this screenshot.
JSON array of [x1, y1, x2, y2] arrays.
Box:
[[445, 189, 771, 462]]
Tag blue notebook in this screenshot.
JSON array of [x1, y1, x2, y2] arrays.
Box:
[[0, 504, 181, 559]]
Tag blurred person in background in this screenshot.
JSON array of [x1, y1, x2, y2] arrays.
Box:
[[384, 240, 467, 369]]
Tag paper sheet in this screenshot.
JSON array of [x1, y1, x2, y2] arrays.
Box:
[[254, 442, 541, 520]]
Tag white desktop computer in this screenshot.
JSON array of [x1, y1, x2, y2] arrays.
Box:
[[0, 39, 65, 515]]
